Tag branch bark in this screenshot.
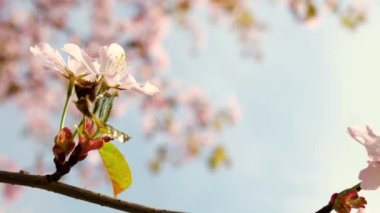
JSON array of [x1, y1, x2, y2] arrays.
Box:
[[0, 170, 183, 213], [315, 204, 332, 213]]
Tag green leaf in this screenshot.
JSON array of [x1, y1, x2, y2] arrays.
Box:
[[99, 143, 132, 197]]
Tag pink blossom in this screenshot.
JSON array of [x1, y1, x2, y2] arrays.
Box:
[[227, 96, 242, 124], [358, 162, 380, 190], [348, 126, 380, 162], [348, 125, 380, 190]]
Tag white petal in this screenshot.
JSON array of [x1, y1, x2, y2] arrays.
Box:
[[62, 43, 99, 76], [103, 72, 122, 87], [98, 43, 127, 76], [67, 58, 97, 82], [119, 76, 159, 95], [106, 43, 126, 60], [137, 81, 160, 95], [97, 46, 110, 74], [93, 60, 100, 73], [30, 43, 66, 75], [116, 74, 137, 90]]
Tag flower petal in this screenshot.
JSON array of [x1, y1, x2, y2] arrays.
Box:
[[62, 43, 99, 77], [106, 43, 125, 60], [136, 81, 160, 96], [96, 43, 159, 95], [103, 70, 123, 88], [99, 43, 127, 75], [348, 126, 380, 161], [30, 43, 67, 76], [67, 57, 98, 82], [359, 161, 380, 190], [118, 74, 159, 95]]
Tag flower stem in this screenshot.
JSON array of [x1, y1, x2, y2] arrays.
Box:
[[72, 116, 84, 138], [59, 80, 74, 129], [351, 182, 362, 191]]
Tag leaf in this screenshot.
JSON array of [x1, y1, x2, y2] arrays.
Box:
[[99, 143, 132, 197]]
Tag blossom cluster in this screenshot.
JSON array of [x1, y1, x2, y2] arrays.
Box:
[[30, 42, 159, 95], [142, 85, 240, 172], [0, 1, 243, 173]]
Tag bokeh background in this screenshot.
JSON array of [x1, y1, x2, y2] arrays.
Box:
[[2, 0, 380, 212]]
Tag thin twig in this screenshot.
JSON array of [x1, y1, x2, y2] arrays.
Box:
[[0, 170, 184, 213]]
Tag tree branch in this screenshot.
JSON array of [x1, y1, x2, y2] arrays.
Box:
[[315, 203, 332, 213], [0, 170, 183, 213]]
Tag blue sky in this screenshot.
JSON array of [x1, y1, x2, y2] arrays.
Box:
[[2, 2, 380, 213]]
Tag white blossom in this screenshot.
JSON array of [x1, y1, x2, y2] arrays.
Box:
[[97, 43, 159, 95]]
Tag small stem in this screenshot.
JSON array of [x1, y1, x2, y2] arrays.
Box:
[[59, 80, 74, 129], [72, 116, 85, 138], [351, 182, 362, 191]]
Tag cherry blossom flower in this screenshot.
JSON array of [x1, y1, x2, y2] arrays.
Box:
[[31, 42, 159, 95], [97, 43, 159, 95], [348, 125, 380, 190]]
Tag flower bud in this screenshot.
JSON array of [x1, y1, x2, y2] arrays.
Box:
[[330, 189, 367, 213], [53, 127, 75, 163]]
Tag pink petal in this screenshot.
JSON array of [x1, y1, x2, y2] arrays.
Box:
[[359, 161, 380, 190], [348, 126, 380, 161]]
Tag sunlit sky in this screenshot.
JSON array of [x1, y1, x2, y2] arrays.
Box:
[[2, 2, 380, 213]]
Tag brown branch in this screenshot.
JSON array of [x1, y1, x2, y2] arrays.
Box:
[[0, 170, 184, 213], [315, 203, 333, 213]]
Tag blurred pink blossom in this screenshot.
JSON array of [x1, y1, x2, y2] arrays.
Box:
[[0, 156, 22, 202], [227, 96, 241, 124]]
